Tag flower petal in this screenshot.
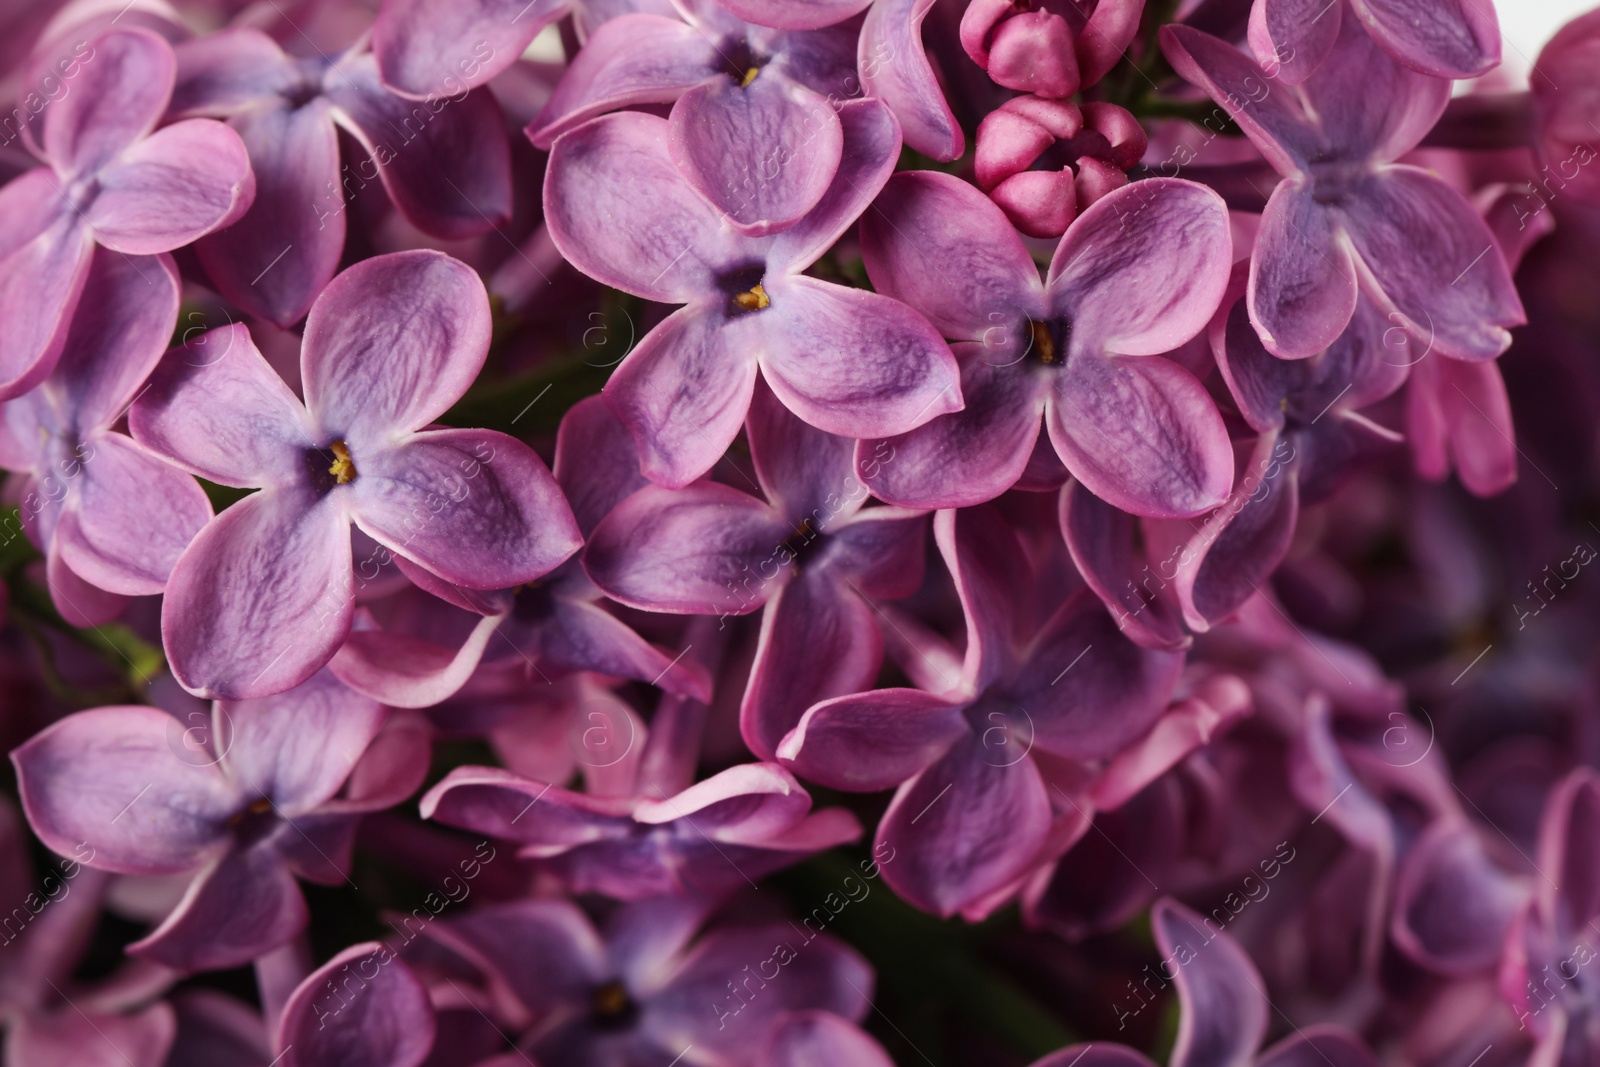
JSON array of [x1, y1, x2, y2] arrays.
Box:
[[1255, 1027, 1377, 1067], [1159, 26, 1321, 175], [332, 610, 502, 708], [1046, 354, 1234, 519], [350, 428, 581, 590], [130, 323, 317, 488], [741, 571, 883, 760], [129, 843, 307, 972], [1347, 0, 1499, 80], [55, 432, 213, 595], [1343, 166, 1523, 362], [325, 55, 513, 238], [219, 669, 387, 812], [1152, 898, 1268, 1067], [302, 250, 493, 443], [747, 376, 857, 520], [1438, 358, 1516, 497], [1174, 435, 1299, 631], [1005, 591, 1186, 759], [1059, 481, 1189, 651], [276, 942, 436, 1067], [1046, 178, 1233, 358], [1248, 181, 1358, 360], [11, 705, 236, 874], [859, 171, 1043, 340], [647, 924, 872, 1059], [603, 306, 759, 488], [857, 344, 1045, 509], [170, 28, 296, 116], [0, 215, 94, 401], [422, 900, 608, 1017], [87, 119, 255, 254], [43, 27, 173, 178], [759, 1012, 893, 1067], [859, 0, 962, 160], [670, 74, 842, 236], [372, 0, 559, 98], [719, 0, 871, 29], [1391, 820, 1525, 976], [9, 1004, 175, 1067], [195, 99, 344, 328], [162, 486, 353, 700], [528, 14, 717, 147], [49, 249, 180, 433], [553, 395, 649, 537], [757, 275, 962, 439], [1247, 0, 1341, 85], [1299, 15, 1450, 160], [544, 110, 750, 303], [584, 481, 789, 614], [777, 688, 967, 792], [767, 97, 902, 273], [877, 732, 1051, 917]]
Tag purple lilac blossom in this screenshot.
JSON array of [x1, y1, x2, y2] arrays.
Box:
[[544, 98, 961, 488], [130, 250, 581, 699], [0, 26, 253, 400], [168, 27, 513, 326]]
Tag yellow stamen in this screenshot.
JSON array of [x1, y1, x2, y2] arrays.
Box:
[[328, 440, 357, 484], [739, 66, 760, 87], [249, 797, 273, 815], [733, 284, 771, 312], [1030, 320, 1057, 365]]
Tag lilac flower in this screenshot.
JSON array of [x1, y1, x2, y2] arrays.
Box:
[[129, 250, 582, 700], [859, 0, 963, 160], [274, 941, 435, 1067], [0, 248, 211, 628], [1407, 186, 1550, 498], [372, 0, 677, 100], [422, 759, 860, 900], [1500, 769, 1600, 1062], [1028, 898, 1378, 1067], [759, 1012, 894, 1066], [0, 27, 253, 400], [168, 28, 513, 326], [420, 895, 872, 1066], [780, 505, 1184, 917], [1162, 18, 1523, 361], [960, 0, 1146, 98], [1158, 270, 1407, 631], [1248, 0, 1500, 85], [543, 100, 961, 488], [1533, 12, 1600, 208], [10, 670, 430, 972], [361, 396, 711, 705], [1023, 671, 1253, 939], [0, 797, 178, 1067], [856, 171, 1233, 517], [530, 0, 871, 233], [584, 380, 928, 759], [975, 97, 1147, 238]]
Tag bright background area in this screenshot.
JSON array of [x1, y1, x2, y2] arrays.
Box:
[[1498, 0, 1596, 74]]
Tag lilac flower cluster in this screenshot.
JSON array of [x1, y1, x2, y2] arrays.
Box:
[[0, 0, 1592, 1064]]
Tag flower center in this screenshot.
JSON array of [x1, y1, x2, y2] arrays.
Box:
[[327, 440, 357, 484], [733, 284, 771, 313], [780, 517, 827, 575], [590, 981, 638, 1030], [718, 38, 766, 86], [1025, 317, 1070, 366]]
